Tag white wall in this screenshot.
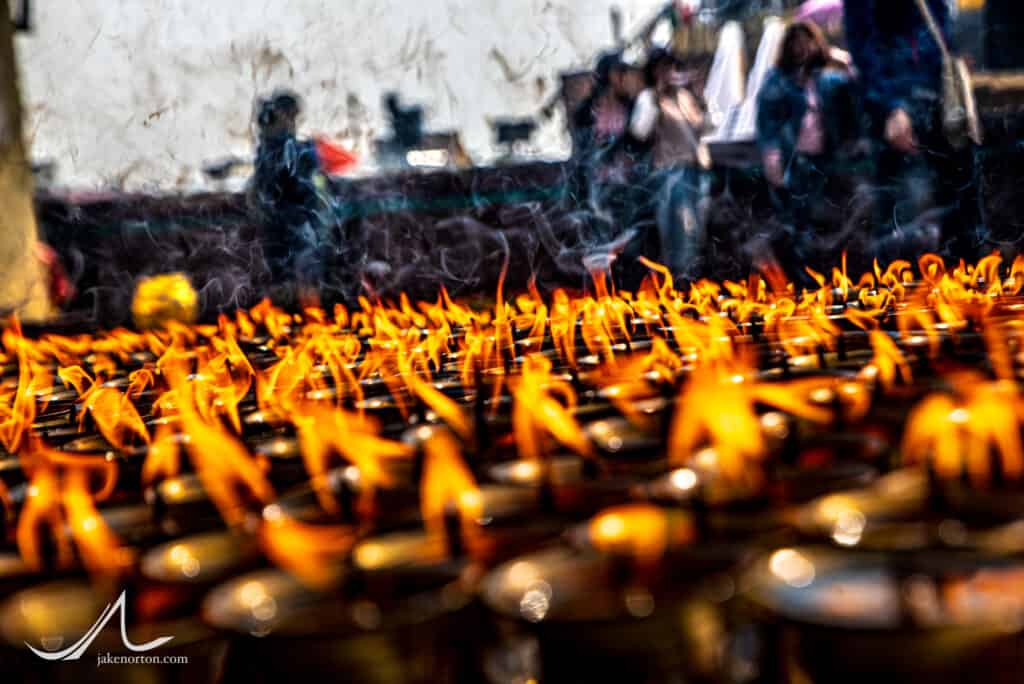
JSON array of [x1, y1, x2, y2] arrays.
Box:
[[15, 0, 667, 191]]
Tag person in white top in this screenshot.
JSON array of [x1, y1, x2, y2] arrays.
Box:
[[629, 49, 711, 282]]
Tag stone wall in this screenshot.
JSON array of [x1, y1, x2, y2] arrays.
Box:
[[15, 0, 666, 191]]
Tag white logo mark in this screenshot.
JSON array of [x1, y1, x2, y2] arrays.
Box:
[[26, 591, 174, 661]]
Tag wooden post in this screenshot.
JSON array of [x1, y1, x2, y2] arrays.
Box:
[[0, 0, 50, 321]]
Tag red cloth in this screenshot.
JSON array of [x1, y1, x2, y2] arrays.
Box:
[[314, 137, 358, 175], [675, 1, 694, 24], [35, 242, 74, 307]]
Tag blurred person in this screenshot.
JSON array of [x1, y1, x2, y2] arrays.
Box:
[[844, 0, 977, 260], [249, 90, 332, 300], [844, 0, 947, 155], [756, 20, 862, 274], [573, 53, 647, 176], [572, 52, 649, 238], [629, 48, 711, 281]]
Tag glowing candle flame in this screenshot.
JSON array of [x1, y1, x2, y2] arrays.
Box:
[[293, 403, 410, 516], [16, 436, 128, 575], [903, 376, 1024, 485], [419, 429, 482, 557], [669, 358, 831, 484], [141, 419, 181, 486], [170, 365, 275, 526], [512, 354, 596, 464], [259, 504, 354, 588], [589, 504, 694, 565], [4, 250, 1024, 584], [669, 365, 767, 485]]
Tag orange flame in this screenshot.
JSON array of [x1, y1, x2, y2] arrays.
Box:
[[419, 429, 482, 556], [140, 419, 181, 486], [293, 403, 410, 516], [511, 354, 596, 463], [669, 366, 767, 484], [259, 505, 355, 588], [16, 435, 128, 575], [860, 330, 912, 390], [903, 377, 1023, 485], [669, 358, 831, 484], [8, 250, 1024, 577], [82, 386, 151, 450], [0, 318, 51, 453], [173, 367, 274, 526], [595, 338, 681, 427], [589, 503, 694, 565]]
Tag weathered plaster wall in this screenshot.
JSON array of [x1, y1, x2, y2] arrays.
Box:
[[15, 0, 666, 191]]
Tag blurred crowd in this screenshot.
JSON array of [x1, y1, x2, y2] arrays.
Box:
[[243, 0, 979, 298], [570, 0, 977, 285]]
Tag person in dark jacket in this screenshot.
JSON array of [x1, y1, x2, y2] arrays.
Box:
[[573, 53, 647, 185], [250, 90, 331, 290], [843, 0, 976, 260], [756, 20, 861, 274], [572, 52, 649, 240], [844, 0, 947, 153]]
